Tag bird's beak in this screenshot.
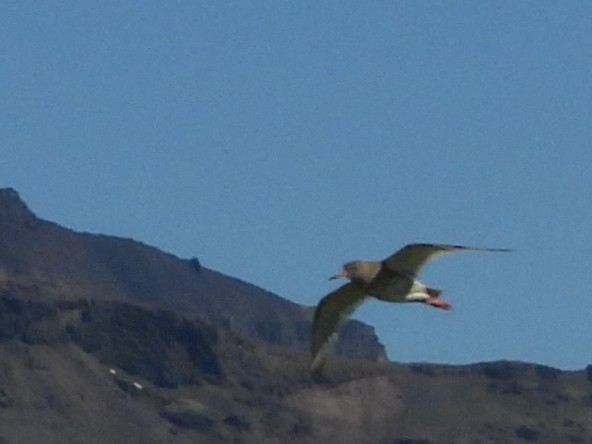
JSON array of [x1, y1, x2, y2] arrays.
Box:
[[329, 270, 347, 280]]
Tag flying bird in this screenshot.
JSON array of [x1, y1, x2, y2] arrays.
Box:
[[310, 243, 511, 374]]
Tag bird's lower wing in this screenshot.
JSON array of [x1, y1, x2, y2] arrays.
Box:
[[311, 283, 368, 374], [383, 243, 511, 276]]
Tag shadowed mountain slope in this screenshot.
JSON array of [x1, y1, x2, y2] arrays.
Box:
[[0, 188, 385, 362]]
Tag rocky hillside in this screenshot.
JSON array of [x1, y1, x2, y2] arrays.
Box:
[[0, 292, 590, 443], [0, 188, 591, 444], [0, 188, 385, 362]]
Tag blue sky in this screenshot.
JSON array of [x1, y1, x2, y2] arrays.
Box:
[[2, 2, 591, 369]]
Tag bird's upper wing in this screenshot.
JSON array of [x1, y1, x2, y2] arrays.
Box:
[[383, 243, 511, 277], [311, 283, 368, 374]]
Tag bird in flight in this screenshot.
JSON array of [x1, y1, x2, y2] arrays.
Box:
[[310, 243, 511, 374]]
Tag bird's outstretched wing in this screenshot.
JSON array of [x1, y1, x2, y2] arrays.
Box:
[[311, 283, 368, 375], [383, 243, 511, 277]]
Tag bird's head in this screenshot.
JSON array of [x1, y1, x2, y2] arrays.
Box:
[[330, 261, 378, 284]]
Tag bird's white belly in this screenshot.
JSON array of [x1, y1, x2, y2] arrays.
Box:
[[368, 278, 426, 302]]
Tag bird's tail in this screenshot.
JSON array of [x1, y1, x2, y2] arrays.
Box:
[[426, 287, 442, 298]]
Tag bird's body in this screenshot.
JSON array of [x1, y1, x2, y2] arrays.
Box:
[[362, 265, 425, 302], [310, 243, 511, 374]]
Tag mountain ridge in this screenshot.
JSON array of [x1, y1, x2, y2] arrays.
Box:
[[0, 187, 385, 362], [0, 187, 591, 443]]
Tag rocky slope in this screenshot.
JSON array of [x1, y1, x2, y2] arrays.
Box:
[[0, 188, 385, 362], [0, 292, 590, 443], [0, 188, 591, 444]]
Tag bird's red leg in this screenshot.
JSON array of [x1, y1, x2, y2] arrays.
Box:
[[426, 297, 452, 310]]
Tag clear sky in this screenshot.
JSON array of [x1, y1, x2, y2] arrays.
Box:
[[2, 2, 591, 370]]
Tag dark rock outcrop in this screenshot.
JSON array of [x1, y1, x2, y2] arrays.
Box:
[[0, 293, 223, 387]]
